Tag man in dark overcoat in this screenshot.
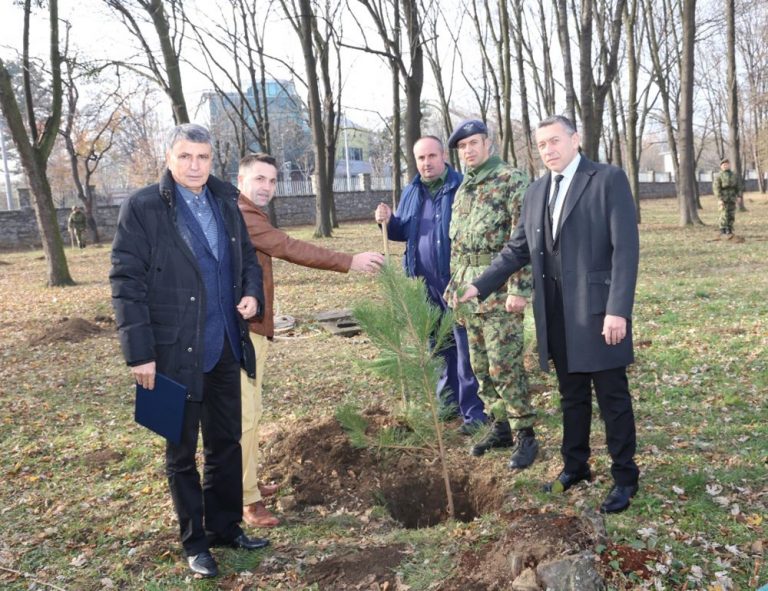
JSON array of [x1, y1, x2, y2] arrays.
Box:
[[459, 115, 640, 513], [110, 123, 269, 577]]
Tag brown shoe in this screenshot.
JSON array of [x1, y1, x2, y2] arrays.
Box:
[[243, 501, 280, 528], [258, 483, 279, 498]]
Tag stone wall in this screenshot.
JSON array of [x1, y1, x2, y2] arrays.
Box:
[[0, 180, 760, 250], [0, 190, 391, 250]]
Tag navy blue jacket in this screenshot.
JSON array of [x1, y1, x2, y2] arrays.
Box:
[[110, 169, 264, 401], [386, 165, 462, 285]]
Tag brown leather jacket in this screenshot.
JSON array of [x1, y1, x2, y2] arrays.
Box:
[[238, 195, 353, 337]]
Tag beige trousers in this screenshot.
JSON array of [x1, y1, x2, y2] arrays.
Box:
[[241, 332, 269, 506]]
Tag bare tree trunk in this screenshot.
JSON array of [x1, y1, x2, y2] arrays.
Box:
[[146, 0, 189, 123], [607, 86, 622, 167], [644, 0, 681, 200], [577, 0, 626, 160], [391, 63, 402, 207], [725, 0, 745, 211], [402, 0, 423, 179], [556, 0, 578, 123], [297, 0, 332, 237], [511, 0, 534, 176], [623, 0, 641, 222], [106, 0, 190, 124], [471, 0, 503, 140], [421, 3, 460, 169], [0, 0, 73, 286], [677, 0, 701, 225], [498, 0, 513, 161]]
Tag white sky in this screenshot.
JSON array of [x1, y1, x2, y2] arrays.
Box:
[[0, 0, 449, 131]]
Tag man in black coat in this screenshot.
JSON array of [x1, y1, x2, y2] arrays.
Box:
[[458, 115, 640, 514], [110, 123, 269, 577]]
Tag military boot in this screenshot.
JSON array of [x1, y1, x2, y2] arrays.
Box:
[[471, 420, 513, 457], [508, 429, 539, 469]]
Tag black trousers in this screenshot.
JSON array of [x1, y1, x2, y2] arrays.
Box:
[[545, 278, 639, 487], [165, 341, 244, 556]]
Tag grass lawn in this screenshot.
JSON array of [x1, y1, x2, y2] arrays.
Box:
[[0, 193, 766, 590]]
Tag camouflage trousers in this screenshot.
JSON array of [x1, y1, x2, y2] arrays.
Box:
[[718, 199, 736, 234], [71, 228, 86, 248], [463, 311, 534, 429]]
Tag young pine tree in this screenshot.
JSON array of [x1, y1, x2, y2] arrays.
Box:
[[341, 263, 457, 518]]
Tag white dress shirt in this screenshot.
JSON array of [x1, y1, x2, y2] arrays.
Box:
[[549, 153, 581, 238]]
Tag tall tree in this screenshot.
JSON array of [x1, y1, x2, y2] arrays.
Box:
[[104, 0, 190, 124], [473, 0, 516, 163], [280, 0, 341, 237], [737, 0, 768, 193], [350, 0, 425, 195], [725, 0, 745, 211], [644, 0, 682, 197], [420, 1, 460, 169], [555, 0, 578, 123], [619, 0, 657, 222], [0, 0, 73, 286], [510, 0, 535, 176], [577, 0, 627, 160], [676, 0, 701, 225]]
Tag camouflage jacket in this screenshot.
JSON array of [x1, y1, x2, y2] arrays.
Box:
[[713, 170, 741, 202], [68, 210, 87, 230], [445, 156, 532, 315]]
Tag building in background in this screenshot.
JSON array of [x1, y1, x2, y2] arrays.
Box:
[[204, 80, 312, 183]]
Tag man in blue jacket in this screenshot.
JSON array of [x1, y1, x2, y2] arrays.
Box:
[[111, 124, 269, 578], [375, 136, 485, 431]]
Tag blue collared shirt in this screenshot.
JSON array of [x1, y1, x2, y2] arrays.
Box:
[[177, 185, 219, 258]]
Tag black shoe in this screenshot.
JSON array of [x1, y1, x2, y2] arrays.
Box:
[[508, 431, 539, 469], [600, 484, 639, 514], [457, 419, 486, 436], [543, 469, 593, 493], [471, 420, 513, 456], [187, 551, 218, 577], [231, 533, 270, 550]]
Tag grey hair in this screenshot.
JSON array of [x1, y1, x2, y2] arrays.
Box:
[[536, 115, 577, 135], [165, 123, 212, 151]]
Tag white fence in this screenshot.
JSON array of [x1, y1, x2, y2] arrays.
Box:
[[275, 175, 398, 196]]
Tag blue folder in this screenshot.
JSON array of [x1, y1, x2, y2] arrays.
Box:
[[134, 373, 187, 444]]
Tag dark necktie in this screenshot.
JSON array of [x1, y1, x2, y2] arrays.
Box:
[[548, 174, 565, 230]]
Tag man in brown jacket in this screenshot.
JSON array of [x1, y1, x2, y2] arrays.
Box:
[[237, 153, 384, 527]]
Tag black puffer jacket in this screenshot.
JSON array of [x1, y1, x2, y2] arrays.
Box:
[[110, 169, 263, 401]]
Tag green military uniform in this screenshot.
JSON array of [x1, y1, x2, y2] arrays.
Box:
[[712, 169, 740, 235], [444, 156, 534, 429], [68, 208, 87, 248]]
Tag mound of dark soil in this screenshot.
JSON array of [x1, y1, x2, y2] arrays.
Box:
[[30, 317, 105, 345], [261, 410, 508, 527], [303, 543, 408, 590]]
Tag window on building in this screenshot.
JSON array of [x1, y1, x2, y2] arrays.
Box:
[[346, 147, 363, 161]]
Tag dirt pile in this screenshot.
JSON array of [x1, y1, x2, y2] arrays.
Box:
[[261, 410, 508, 527], [29, 316, 110, 345]]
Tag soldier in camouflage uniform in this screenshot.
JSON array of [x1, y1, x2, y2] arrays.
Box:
[[713, 158, 741, 237], [443, 119, 538, 470], [68, 205, 87, 248]]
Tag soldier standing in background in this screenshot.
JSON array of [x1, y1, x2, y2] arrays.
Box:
[[68, 205, 87, 248], [713, 158, 741, 238], [443, 119, 539, 470]]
